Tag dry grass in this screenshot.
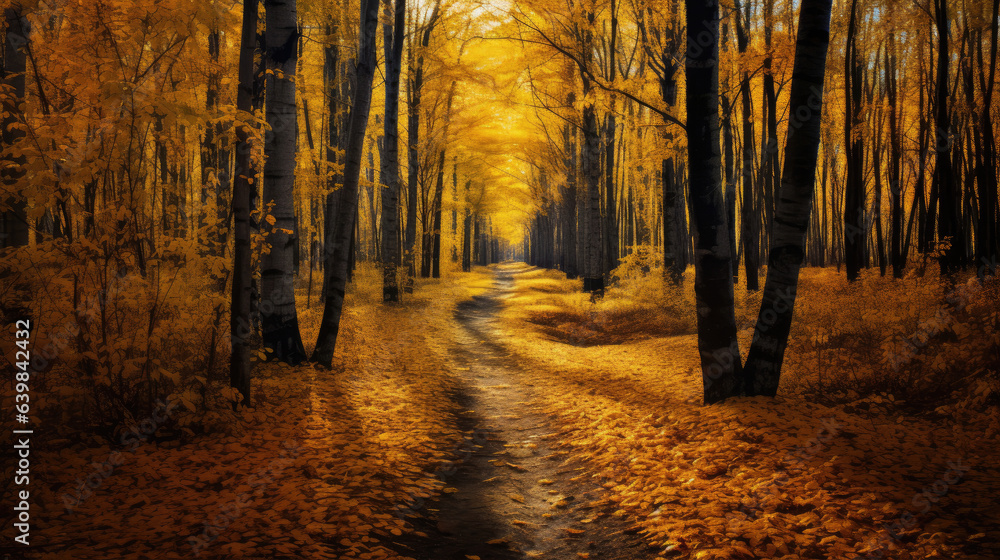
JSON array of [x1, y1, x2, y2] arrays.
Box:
[[512, 257, 697, 346]]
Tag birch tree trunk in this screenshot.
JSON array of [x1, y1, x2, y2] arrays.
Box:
[[231, 0, 259, 405], [686, 0, 741, 404], [260, 0, 307, 364], [743, 0, 834, 396], [569, 11, 603, 293], [312, 0, 380, 366], [380, 0, 405, 302]]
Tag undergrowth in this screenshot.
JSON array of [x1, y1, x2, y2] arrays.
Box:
[[784, 265, 1000, 415], [521, 246, 697, 345], [513, 247, 999, 415]]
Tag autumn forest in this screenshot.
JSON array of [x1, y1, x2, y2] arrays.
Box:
[[1, 0, 999, 558]]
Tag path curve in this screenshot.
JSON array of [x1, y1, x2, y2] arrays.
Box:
[[390, 265, 656, 560]]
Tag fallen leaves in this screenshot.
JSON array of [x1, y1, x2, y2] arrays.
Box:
[[504, 461, 528, 472], [28, 269, 489, 560], [552, 495, 574, 508], [492, 265, 1000, 560]]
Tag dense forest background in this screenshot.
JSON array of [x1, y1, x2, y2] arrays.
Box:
[[1, 0, 997, 406]]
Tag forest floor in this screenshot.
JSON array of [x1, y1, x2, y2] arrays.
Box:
[[12, 262, 1000, 560], [385, 267, 657, 560]]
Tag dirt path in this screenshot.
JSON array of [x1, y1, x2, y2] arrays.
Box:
[[389, 265, 656, 560]]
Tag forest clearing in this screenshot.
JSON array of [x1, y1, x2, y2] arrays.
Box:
[[1, 0, 999, 558]]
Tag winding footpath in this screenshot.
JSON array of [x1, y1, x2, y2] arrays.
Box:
[[390, 265, 656, 560]]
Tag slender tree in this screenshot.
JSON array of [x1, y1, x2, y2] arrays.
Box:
[[636, 0, 683, 283], [580, 10, 604, 294], [734, 0, 759, 291], [933, 0, 960, 274], [561, 117, 578, 278], [602, 0, 620, 277], [312, 0, 381, 366], [430, 78, 456, 278], [886, 28, 905, 278], [843, 0, 865, 282], [380, 0, 405, 301], [976, 0, 999, 277], [230, 0, 260, 405], [743, 0, 834, 396]]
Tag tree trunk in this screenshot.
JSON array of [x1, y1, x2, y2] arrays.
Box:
[[312, 0, 380, 366], [1, 4, 28, 249], [722, 61, 737, 282], [230, 0, 259, 405], [735, 0, 759, 292], [934, 0, 960, 274], [450, 164, 458, 262], [367, 146, 380, 261], [562, 121, 578, 278], [662, 156, 682, 281], [380, 0, 405, 301], [887, 31, 905, 278], [462, 205, 472, 272], [579, 14, 604, 294], [843, 0, 865, 282], [873, 114, 886, 277], [474, 215, 482, 265], [686, 0, 740, 404], [215, 35, 232, 253], [260, 0, 307, 364], [582, 101, 603, 293], [430, 150, 445, 277], [743, 0, 833, 396], [976, 0, 999, 277]]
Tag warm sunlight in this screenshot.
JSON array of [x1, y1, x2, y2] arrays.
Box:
[[0, 0, 998, 558]]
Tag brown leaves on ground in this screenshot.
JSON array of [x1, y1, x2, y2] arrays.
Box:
[[16, 264, 1000, 560], [20, 266, 491, 560], [496, 264, 1000, 560]]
